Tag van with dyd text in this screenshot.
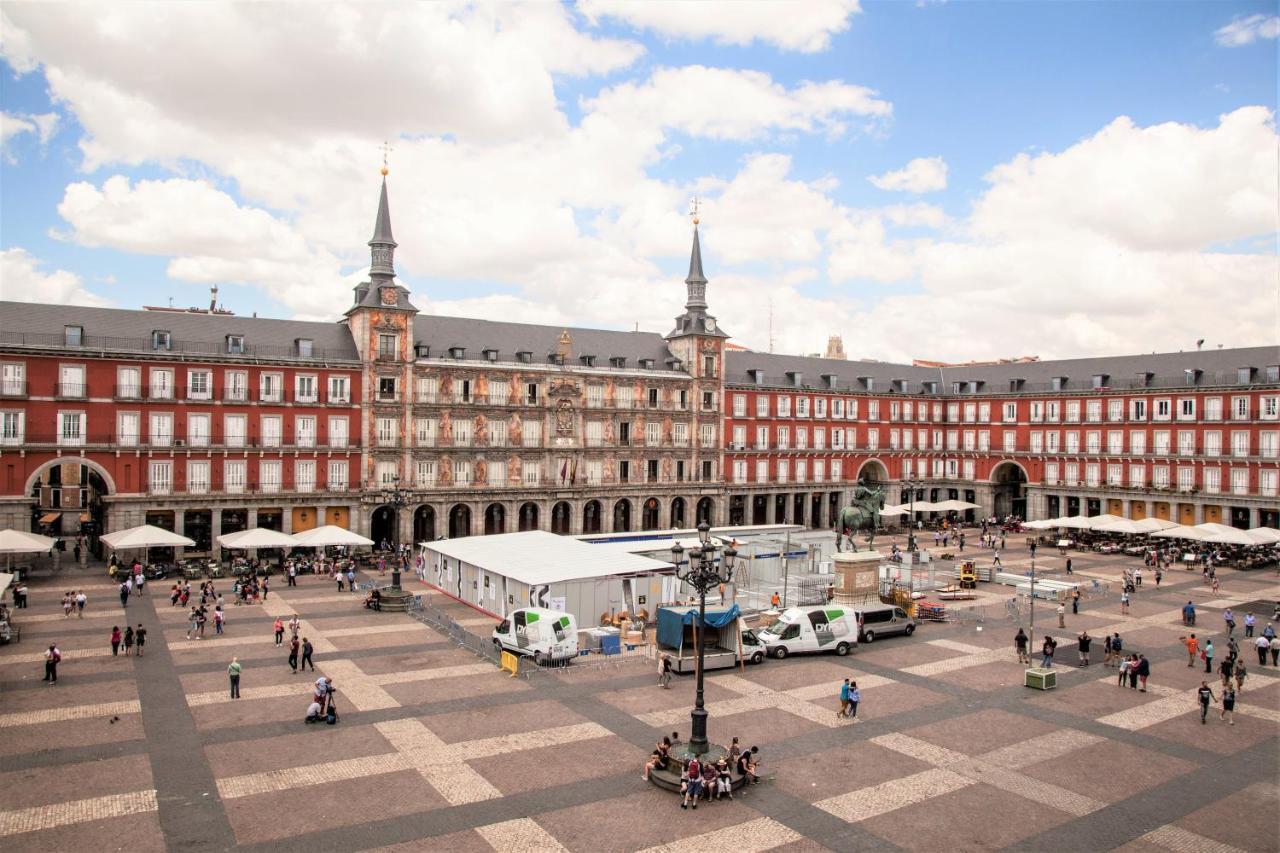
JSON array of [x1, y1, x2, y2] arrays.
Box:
[[492, 607, 578, 664], [756, 605, 859, 659]]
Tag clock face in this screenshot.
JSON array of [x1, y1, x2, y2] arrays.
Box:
[[705, 317, 716, 331], [380, 287, 397, 305]]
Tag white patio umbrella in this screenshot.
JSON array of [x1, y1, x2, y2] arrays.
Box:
[[1150, 525, 1215, 542], [1133, 518, 1180, 533], [931, 499, 981, 512], [1202, 527, 1256, 546], [1091, 518, 1147, 535], [1023, 518, 1060, 530], [291, 525, 375, 548], [1084, 514, 1127, 529], [909, 501, 940, 512], [1244, 527, 1280, 545], [0, 529, 57, 555], [1056, 515, 1094, 530], [216, 528, 300, 549], [1194, 523, 1246, 540], [102, 524, 196, 550]]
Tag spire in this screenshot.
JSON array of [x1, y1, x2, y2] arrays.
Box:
[[685, 224, 707, 311], [368, 176, 397, 279]]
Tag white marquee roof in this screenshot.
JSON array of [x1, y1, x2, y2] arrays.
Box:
[[426, 530, 672, 586]]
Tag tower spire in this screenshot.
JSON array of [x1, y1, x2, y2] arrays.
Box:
[[368, 176, 397, 279], [685, 196, 707, 310]]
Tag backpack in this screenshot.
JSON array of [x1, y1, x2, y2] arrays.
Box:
[[1113, 637, 1122, 651]]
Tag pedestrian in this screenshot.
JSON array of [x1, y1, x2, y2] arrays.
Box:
[[1102, 633, 1114, 667], [847, 681, 861, 722], [213, 606, 224, 635], [1219, 656, 1234, 689], [1155, 567, 1163, 587], [659, 653, 672, 688], [1219, 685, 1236, 725], [1256, 635, 1270, 666], [287, 563, 297, 587], [1234, 660, 1247, 693], [1014, 628, 1029, 664], [1040, 635, 1057, 668], [1120, 590, 1130, 615], [1077, 631, 1091, 666], [1134, 567, 1143, 587], [336, 571, 344, 592], [1118, 654, 1130, 686], [288, 616, 300, 640], [1224, 608, 1236, 637], [837, 678, 851, 720], [1137, 654, 1150, 691], [347, 567, 357, 593], [118, 581, 130, 609], [288, 636, 300, 673], [1244, 612, 1256, 638], [682, 757, 702, 810], [43, 643, 60, 684], [1183, 601, 1196, 627], [1204, 639, 1214, 674], [110, 625, 122, 656], [135, 572, 145, 596], [75, 590, 86, 618], [301, 637, 314, 671], [1065, 557, 1073, 575], [273, 618, 284, 647], [1183, 634, 1199, 667], [1071, 587, 1080, 615], [1197, 681, 1215, 724], [993, 549, 1002, 568], [1272, 639, 1280, 668], [1057, 601, 1066, 628], [123, 625, 134, 655], [135, 624, 146, 656], [261, 576, 269, 600], [1126, 654, 1140, 689], [228, 657, 242, 699]]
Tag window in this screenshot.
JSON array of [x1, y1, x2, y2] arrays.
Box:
[[414, 417, 437, 447], [1065, 431, 1079, 453], [732, 394, 746, 417], [329, 416, 349, 448], [260, 460, 282, 493], [377, 417, 398, 447], [260, 373, 282, 403], [1153, 466, 1170, 488], [831, 460, 842, 481], [187, 369, 211, 400], [1108, 400, 1123, 422], [487, 460, 506, 486], [413, 460, 437, 488], [777, 396, 791, 417], [703, 354, 716, 377], [1152, 431, 1170, 455], [188, 414, 210, 447], [455, 378, 472, 403], [226, 335, 245, 355], [295, 416, 316, 448], [152, 330, 171, 351], [732, 460, 747, 484], [58, 364, 85, 397], [1108, 431, 1123, 455], [1177, 467, 1194, 492], [962, 430, 975, 451], [776, 460, 789, 483], [1129, 399, 1147, 421], [1107, 464, 1122, 486], [64, 325, 83, 346], [1086, 400, 1101, 423], [1030, 432, 1043, 453], [831, 428, 844, 450], [524, 420, 542, 447], [1085, 431, 1100, 454], [414, 375, 438, 403], [796, 428, 808, 450], [1231, 431, 1250, 457], [777, 426, 790, 449], [375, 461, 398, 485], [673, 422, 688, 447], [999, 431, 1012, 452], [453, 460, 472, 485], [225, 460, 246, 494], [224, 414, 246, 448], [1045, 402, 1059, 422], [295, 374, 317, 403], [797, 397, 810, 417], [1030, 402, 1043, 422], [491, 379, 509, 406], [755, 396, 769, 417], [296, 460, 316, 493], [526, 383, 539, 405], [585, 420, 604, 448], [1237, 367, 1253, 385], [116, 412, 138, 447], [1065, 401, 1080, 422], [847, 399, 858, 420], [816, 398, 827, 418], [796, 460, 808, 482], [1260, 469, 1278, 497], [149, 460, 172, 494], [1129, 431, 1146, 454], [702, 391, 715, 411], [225, 370, 247, 402], [1, 363, 24, 396], [1232, 396, 1250, 420], [866, 428, 879, 450], [1127, 463, 1144, 487], [700, 423, 716, 448], [1002, 402, 1017, 422], [378, 334, 397, 360], [378, 377, 397, 402], [868, 400, 880, 421], [453, 418, 472, 446], [1177, 430, 1194, 456], [1203, 467, 1220, 493], [297, 338, 313, 358], [588, 385, 605, 409], [1204, 397, 1222, 421], [261, 416, 282, 448], [149, 413, 173, 447], [730, 424, 745, 449], [814, 427, 826, 449], [1262, 396, 1278, 420], [1230, 468, 1249, 495], [326, 375, 349, 403], [1, 411, 24, 446], [524, 461, 542, 485], [1045, 431, 1059, 453], [188, 460, 210, 495], [1203, 431, 1221, 456], [1260, 431, 1278, 459], [647, 422, 662, 447], [1042, 461, 1060, 483], [328, 460, 348, 491]]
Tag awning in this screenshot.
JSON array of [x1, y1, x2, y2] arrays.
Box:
[[39, 512, 61, 525]]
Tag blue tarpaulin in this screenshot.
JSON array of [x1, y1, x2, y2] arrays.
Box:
[[656, 604, 742, 651]]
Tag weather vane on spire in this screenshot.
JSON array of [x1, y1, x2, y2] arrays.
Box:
[[380, 140, 393, 176], [689, 194, 701, 226]]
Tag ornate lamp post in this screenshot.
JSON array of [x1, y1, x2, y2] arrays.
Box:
[[904, 471, 918, 553], [669, 522, 737, 757], [379, 476, 410, 594]]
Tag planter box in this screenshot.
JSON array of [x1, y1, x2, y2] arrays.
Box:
[[1024, 667, 1057, 690]]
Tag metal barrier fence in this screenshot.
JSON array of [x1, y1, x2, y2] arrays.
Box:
[[407, 598, 501, 665]]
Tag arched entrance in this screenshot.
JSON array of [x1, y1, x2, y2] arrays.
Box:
[[551, 501, 571, 534], [370, 505, 397, 547], [613, 499, 631, 532], [448, 504, 472, 538], [641, 497, 660, 531], [855, 459, 889, 484], [991, 461, 1028, 518], [729, 494, 745, 526], [752, 495, 768, 525], [413, 505, 436, 543], [670, 497, 686, 528], [26, 458, 113, 558], [695, 497, 713, 526], [583, 500, 602, 534], [518, 502, 539, 531], [484, 503, 506, 535]]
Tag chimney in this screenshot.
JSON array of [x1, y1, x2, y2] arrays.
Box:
[[210, 284, 219, 313]]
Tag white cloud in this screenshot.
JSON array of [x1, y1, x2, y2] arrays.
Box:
[[578, 0, 860, 53], [0, 247, 111, 307], [0, 110, 58, 160], [868, 156, 947, 193], [1214, 14, 1280, 47]]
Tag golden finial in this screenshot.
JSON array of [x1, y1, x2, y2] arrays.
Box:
[[689, 195, 701, 226], [380, 140, 393, 176]]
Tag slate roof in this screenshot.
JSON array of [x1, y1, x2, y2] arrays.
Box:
[[0, 302, 361, 362], [413, 314, 680, 370]]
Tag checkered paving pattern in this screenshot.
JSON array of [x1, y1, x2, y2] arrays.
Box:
[[1, 543, 1277, 852]]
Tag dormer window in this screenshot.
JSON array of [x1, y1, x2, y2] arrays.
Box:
[[64, 325, 83, 347], [1237, 367, 1254, 385], [226, 335, 244, 354], [450, 347, 466, 360], [517, 351, 532, 364], [414, 343, 430, 359], [1184, 369, 1201, 386], [967, 381, 981, 393], [1010, 378, 1025, 392], [893, 379, 910, 393], [924, 381, 938, 394], [610, 356, 626, 368], [786, 371, 802, 388], [951, 382, 963, 394], [823, 373, 839, 390], [1266, 365, 1279, 382], [152, 330, 171, 351], [1092, 374, 1108, 389], [748, 369, 764, 386], [1135, 371, 1153, 388], [548, 353, 564, 365], [1051, 376, 1066, 391], [580, 355, 595, 367], [640, 358, 655, 370], [860, 376, 874, 391], [296, 338, 313, 357]]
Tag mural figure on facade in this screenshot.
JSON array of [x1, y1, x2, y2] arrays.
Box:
[[474, 459, 486, 485], [510, 414, 522, 445], [835, 479, 885, 552], [475, 415, 488, 446], [440, 411, 453, 444]]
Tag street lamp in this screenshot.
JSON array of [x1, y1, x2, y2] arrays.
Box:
[[380, 476, 410, 592], [904, 471, 918, 553], [670, 522, 737, 757]]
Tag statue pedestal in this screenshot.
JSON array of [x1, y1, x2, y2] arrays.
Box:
[[833, 550, 881, 601]]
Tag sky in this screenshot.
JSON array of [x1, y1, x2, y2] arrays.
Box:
[[1, 1, 1277, 363]]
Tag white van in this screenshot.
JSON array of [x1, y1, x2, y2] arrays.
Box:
[[757, 605, 859, 659], [851, 604, 916, 643], [492, 607, 579, 664]]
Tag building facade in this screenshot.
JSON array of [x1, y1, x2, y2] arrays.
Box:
[[0, 174, 1276, 555]]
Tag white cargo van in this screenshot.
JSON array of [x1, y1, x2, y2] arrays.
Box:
[[851, 604, 916, 643], [492, 607, 578, 663], [757, 605, 859, 659]]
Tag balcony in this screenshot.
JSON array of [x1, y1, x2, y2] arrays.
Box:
[[55, 382, 87, 399], [0, 380, 25, 397]]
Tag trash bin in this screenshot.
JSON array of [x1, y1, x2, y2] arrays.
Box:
[[601, 634, 622, 656]]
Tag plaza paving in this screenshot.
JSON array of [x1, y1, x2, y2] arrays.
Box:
[[0, 535, 1277, 852]]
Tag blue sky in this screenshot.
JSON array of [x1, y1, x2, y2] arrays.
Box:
[[1, 1, 1276, 361]]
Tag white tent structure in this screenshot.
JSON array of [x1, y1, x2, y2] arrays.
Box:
[[931, 499, 981, 513], [1091, 518, 1147, 535], [216, 528, 299, 549], [1023, 518, 1061, 530], [102, 524, 195, 550], [1084, 514, 1127, 529], [1244, 528, 1280, 545], [0, 529, 57, 555], [291, 526, 374, 548], [876, 505, 909, 517], [1133, 518, 1180, 533], [1150, 525, 1215, 542], [1056, 515, 1095, 530]]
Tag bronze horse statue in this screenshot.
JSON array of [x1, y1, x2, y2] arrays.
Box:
[[835, 481, 885, 552]]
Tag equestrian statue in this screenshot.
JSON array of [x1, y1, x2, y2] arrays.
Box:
[[835, 480, 885, 552]]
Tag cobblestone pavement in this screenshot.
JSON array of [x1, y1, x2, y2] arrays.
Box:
[[1, 538, 1277, 852]]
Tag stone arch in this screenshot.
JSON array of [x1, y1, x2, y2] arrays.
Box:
[[990, 460, 1031, 484], [583, 500, 602, 534], [483, 503, 506, 535], [641, 497, 661, 531], [854, 459, 889, 483], [613, 498, 632, 532], [448, 504, 472, 538], [669, 497, 687, 529], [551, 501, 572, 535], [413, 504, 436, 543], [23, 457, 117, 498], [695, 497, 714, 526], [518, 502, 539, 531]]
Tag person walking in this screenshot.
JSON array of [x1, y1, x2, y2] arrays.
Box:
[[213, 606, 224, 635], [288, 636, 300, 673], [1219, 684, 1236, 725], [993, 549, 1002, 568], [1071, 587, 1080, 615], [837, 678, 851, 720], [1136, 654, 1150, 691], [659, 653, 672, 688], [273, 618, 284, 647], [847, 681, 861, 722], [228, 657, 242, 699], [1224, 608, 1236, 637], [1183, 601, 1196, 627], [123, 625, 134, 656], [135, 624, 146, 656], [1040, 635, 1057, 668], [1219, 656, 1234, 690], [287, 563, 297, 587], [119, 581, 130, 609], [1120, 590, 1130, 615], [1183, 634, 1199, 667], [1244, 612, 1256, 638], [1234, 660, 1247, 694], [301, 637, 314, 671], [1204, 639, 1215, 674], [43, 643, 60, 684], [346, 567, 357, 594], [110, 626, 122, 656], [1077, 631, 1092, 667], [1014, 628, 1029, 665], [1057, 601, 1066, 629], [1197, 681, 1215, 724], [1256, 634, 1270, 666], [75, 590, 87, 619], [1065, 557, 1073, 575]]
